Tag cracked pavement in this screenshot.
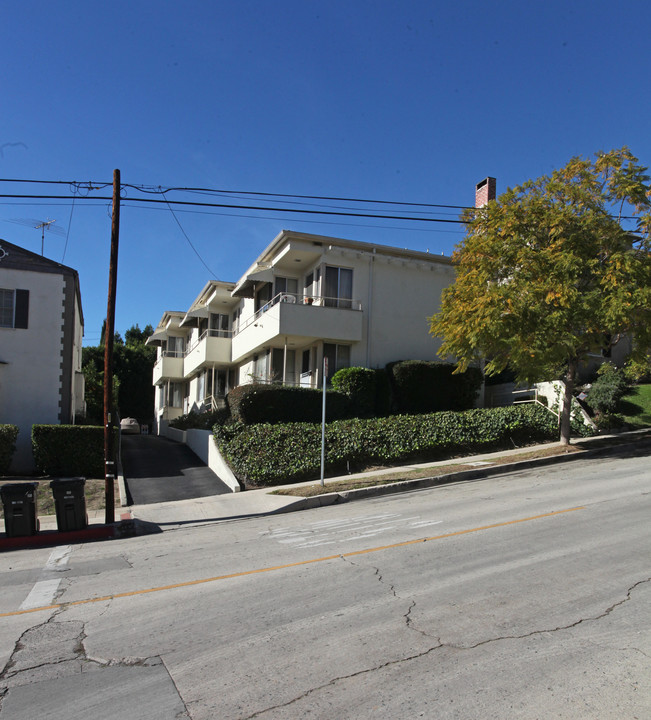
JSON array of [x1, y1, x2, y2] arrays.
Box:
[[1, 452, 650, 718]]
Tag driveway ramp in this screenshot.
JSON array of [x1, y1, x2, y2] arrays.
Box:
[[121, 435, 232, 505]]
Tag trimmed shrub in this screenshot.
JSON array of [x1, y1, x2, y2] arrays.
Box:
[[170, 407, 230, 430], [586, 363, 629, 416], [0, 425, 19, 475], [389, 361, 483, 413], [227, 383, 350, 425], [214, 404, 566, 487], [331, 367, 378, 417], [32, 425, 114, 477]]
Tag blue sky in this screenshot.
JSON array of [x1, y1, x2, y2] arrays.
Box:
[[2, 1, 650, 345]]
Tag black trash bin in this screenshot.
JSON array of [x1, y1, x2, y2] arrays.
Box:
[[50, 478, 88, 532], [1, 482, 40, 537]]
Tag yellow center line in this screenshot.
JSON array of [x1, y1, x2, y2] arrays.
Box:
[[1, 506, 583, 618]]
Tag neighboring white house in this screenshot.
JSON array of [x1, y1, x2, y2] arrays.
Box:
[[148, 229, 456, 432], [0, 240, 85, 472]]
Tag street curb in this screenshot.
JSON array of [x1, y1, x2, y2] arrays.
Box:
[[0, 523, 117, 551], [273, 434, 651, 510], [0, 512, 139, 552]]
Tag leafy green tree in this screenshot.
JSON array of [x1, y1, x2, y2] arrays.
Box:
[[430, 148, 651, 444], [82, 323, 156, 425]]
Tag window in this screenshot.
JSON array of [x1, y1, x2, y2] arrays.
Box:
[[324, 267, 352, 308], [271, 348, 296, 383], [210, 313, 229, 337], [304, 271, 313, 298], [166, 336, 184, 357], [323, 343, 350, 379], [0, 289, 29, 329], [165, 382, 184, 408], [232, 306, 242, 333], [255, 283, 272, 312], [253, 352, 268, 381], [274, 277, 298, 298]]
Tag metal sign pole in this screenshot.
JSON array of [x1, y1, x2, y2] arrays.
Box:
[[320, 356, 327, 486]]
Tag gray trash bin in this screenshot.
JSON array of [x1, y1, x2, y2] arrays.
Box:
[[1, 482, 40, 537], [50, 477, 88, 532]]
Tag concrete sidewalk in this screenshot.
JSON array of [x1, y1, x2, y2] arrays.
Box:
[[2, 429, 649, 549], [128, 429, 651, 531]]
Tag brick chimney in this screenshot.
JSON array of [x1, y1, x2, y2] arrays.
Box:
[[475, 177, 496, 207]]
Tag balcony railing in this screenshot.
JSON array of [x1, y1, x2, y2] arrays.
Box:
[[234, 292, 361, 337], [184, 328, 233, 356]]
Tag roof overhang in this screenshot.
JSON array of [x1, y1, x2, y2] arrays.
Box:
[[145, 328, 169, 346], [232, 266, 274, 298], [179, 306, 210, 328]]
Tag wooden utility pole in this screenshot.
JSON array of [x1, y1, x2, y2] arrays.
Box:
[[104, 169, 121, 524]]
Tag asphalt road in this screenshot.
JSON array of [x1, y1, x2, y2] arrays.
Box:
[[1, 448, 649, 719], [121, 434, 232, 504]]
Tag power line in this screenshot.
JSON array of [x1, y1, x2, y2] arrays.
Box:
[[159, 188, 218, 278], [0, 177, 472, 211], [0, 193, 466, 224]]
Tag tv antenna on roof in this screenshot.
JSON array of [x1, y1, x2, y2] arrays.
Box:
[[7, 218, 66, 256]]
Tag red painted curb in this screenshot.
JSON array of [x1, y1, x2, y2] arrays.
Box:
[[0, 524, 116, 551]]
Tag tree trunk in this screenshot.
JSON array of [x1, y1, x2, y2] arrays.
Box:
[[559, 359, 577, 445]]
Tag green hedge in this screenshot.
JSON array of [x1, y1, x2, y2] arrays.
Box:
[[214, 404, 569, 487], [32, 425, 115, 477], [331, 366, 393, 417], [170, 407, 230, 430], [389, 360, 483, 413], [227, 383, 350, 425], [0, 425, 19, 475]]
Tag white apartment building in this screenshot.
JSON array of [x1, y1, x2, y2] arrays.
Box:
[[148, 230, 455, 432], [0, 240, 85, 471]]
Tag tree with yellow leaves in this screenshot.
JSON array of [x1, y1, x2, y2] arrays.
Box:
[[430, 148, 651, 444]]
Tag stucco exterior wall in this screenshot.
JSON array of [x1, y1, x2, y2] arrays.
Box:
[[0, 269, 67, 471]]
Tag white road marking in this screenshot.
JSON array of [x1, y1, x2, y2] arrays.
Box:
[[19, 579, 62, 610], [19, 545, 72, 610], [265, 512, 444, 549], [45, 545, 72, 570]]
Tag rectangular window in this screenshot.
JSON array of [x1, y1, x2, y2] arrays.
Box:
[[274, 277, 298, 299], [253, 351, 268, 381], [167, 336, 185, 357], [302, 349, 311, 375], [271, 348, 296, 383], [0, 289, 29, 329], [303, 271, 314, 298], [324, 267, 352, 308], [232, 306, 242, 333], [323, 343, 350, 378], [255, 283, 272, 312], [165, 382, 183, 407], [0, 289, 12, 327], [209, 313, 229, 337]]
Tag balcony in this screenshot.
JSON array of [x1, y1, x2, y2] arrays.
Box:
[[152, 351, 185, 385], [183, 329, 233, 377], [232, 293, 363, 361]]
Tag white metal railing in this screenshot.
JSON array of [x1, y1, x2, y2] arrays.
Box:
[[234, 292, 362, 337], [512, 387, 559, 420], [184, 328, 234, 356], [154, 349, 184, 371]]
